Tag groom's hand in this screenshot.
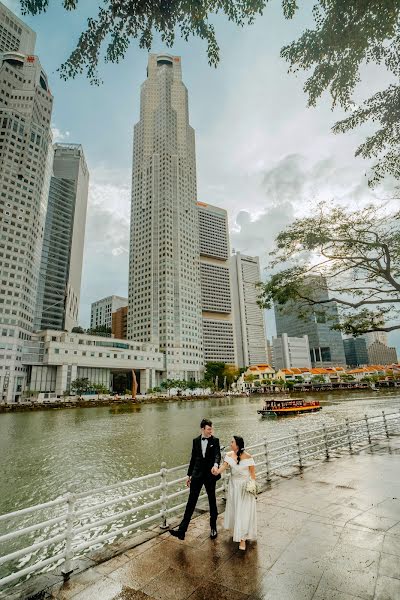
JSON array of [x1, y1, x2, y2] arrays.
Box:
[[211, 466, 218, 476], [186, 477, 191, 487]]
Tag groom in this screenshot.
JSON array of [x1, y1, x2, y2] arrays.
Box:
[[169, 418, 221, 540]]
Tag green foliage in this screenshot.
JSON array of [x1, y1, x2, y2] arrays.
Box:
[[93, 383, 109, 396], [113, 373, 128, 393], [87, 324, 112, 336], [281, 1, 400, 185], [124, 388, 132, 395], [70, 377, 91, 395], [311, 375, 326, 384], [259, 202, 400, 336], [71, 326, 85, 333]]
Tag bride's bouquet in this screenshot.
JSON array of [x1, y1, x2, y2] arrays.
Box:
[[246, 480, 259, 497]]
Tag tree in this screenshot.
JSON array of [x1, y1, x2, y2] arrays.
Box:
[[93, 383, 109, 398], [204, 362, 226, 389], [87, 324, 112, 336], [71, 326, 85, 333], [22, 2, 400, 184], [259, 202, 400, 337], [70, 377, 91, 395]]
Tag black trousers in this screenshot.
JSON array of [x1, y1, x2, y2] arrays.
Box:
[[179, 476, 218, 532]]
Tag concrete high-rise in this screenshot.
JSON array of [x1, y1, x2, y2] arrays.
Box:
[[274, 275, 346, 367], [128, 54, 203, 382], [198, 202, 236, 364], [273, 334, 311, 370], [0, 3, 36, 54], [0, 9, 53, 402], [90, 295, 128, 330], [36, 144, 89, 332], [230, 252, 268, 367]]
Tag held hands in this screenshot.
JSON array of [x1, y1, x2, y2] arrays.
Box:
[[211, 466, 219, 476], [186, 477, 191, 487]]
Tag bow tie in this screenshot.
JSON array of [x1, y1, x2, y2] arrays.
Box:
[[201, 437, 209, 441]]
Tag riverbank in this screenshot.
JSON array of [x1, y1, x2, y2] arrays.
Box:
[[0, 393, 242, 413], [1, 385, 399, 413]]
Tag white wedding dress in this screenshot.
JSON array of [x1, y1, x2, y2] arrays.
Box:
[[223, 454, 257, 542]]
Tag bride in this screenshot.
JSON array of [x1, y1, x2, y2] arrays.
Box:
[[215, 435, 257, 551]]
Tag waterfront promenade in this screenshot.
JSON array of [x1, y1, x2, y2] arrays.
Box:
[[27, 437, 400, 600]]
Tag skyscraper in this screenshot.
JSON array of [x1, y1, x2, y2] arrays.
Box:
[[36, 144, 89, 332], [90, 295, 128, 330], [0, 10, 53, 402], [128, 54, 203, 381], [230, 252, 268, 367], [0, 3, 36, 54], [274, 276, 346, 367], [343, 337, 368, 367], [198, 202, 236, 364]]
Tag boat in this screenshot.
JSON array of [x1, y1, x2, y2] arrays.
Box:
[[257, 397, 322, 417]]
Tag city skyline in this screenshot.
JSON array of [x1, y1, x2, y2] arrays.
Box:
[[1, 0, 399, 353]]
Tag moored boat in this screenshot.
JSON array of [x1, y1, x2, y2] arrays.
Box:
[[257, 397, 322, 417]]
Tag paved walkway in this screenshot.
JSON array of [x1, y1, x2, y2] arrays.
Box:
[[47, 439, 400, 600]]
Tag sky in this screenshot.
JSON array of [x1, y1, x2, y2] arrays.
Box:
[[5, 0, 400, 351]]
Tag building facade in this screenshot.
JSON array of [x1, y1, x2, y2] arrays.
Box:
[[128, 54, 203, 381], [0, 10, 53, 402], [112, 305, 128, 339], [35, 143, 89, 332], [367, 341, 398, 365], [274, 276, 346, 367], [23, 330, 165, 396], [362, 330, 389, 348], [230, 252, 267, 367], [272, 334, 311, 370], [0, 2, 36, 54], [198, 201, 236, 364], [90, 295, 128, 330], [343, 337, 368, 367]]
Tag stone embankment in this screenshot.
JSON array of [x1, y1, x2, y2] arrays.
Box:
[[0, 393, 241, 413]]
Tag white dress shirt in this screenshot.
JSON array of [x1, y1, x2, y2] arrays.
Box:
[[201, 437, 218, 469]]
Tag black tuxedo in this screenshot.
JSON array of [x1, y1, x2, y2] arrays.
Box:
[[179, 435, 221, 533]]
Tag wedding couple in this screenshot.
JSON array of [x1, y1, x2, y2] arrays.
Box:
[[169, 418, 257, 551]]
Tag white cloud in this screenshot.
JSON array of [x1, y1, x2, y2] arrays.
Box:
[[51, 126, 70, 142]]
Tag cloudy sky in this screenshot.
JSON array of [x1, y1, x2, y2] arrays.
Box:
[[6, 0, 399, 350]]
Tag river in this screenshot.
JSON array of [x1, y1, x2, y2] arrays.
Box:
[[1, 389, 400, 517]]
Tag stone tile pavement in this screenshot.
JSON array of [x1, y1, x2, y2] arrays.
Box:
[[45, 440, 400, 600]]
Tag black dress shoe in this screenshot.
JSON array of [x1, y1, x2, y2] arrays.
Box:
[[169, 529, 185, 540], [210, 528, 218, 539]]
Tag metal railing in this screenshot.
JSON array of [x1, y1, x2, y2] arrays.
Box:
[[1, 409, 399, 591]]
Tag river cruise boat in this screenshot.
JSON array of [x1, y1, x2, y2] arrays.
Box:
[[257, 398, 322, 417]]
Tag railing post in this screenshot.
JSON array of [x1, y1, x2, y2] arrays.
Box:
[[264, 436, 271, 482], [364, 414, 372, 445], [61, 486, 76, 582], [322, 424, 330, 460], [222, 448, 228, 501], [382, 410, 390, 439], [345, 418, 353, 453], [160, 462, 168, 529], [295, 429, 303, 470]]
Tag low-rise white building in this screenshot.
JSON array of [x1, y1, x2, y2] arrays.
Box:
[[21, 330, 165, 397]]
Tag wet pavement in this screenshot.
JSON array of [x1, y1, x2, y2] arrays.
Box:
[[45, 440, 400, 599]]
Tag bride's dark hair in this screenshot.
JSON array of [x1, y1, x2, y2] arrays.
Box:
[[233, 435, 245, 464]]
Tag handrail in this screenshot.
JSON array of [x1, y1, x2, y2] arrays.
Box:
[[0, 409, 399, 591]]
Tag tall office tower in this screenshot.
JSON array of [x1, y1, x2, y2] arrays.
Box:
[[128, 54, 203, 382], [274, 275, 347, 367], [198, 202, 236, 364], [36, 144, 89, 332], [230, 252, 268, 367], [0, 21, 53, 402], [362, 330, 389, 348], [0, 3, 36, 54], [90, 295, 128, 330], [343, 337, 368, 367]]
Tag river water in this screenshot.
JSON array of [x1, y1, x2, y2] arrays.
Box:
[[1, 389, 400, 516]]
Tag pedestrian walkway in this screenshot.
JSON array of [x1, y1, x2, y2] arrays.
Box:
[[28, 440, 400, 599]]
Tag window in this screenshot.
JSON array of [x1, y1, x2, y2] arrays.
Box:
[[54, 348, 59, 354]]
